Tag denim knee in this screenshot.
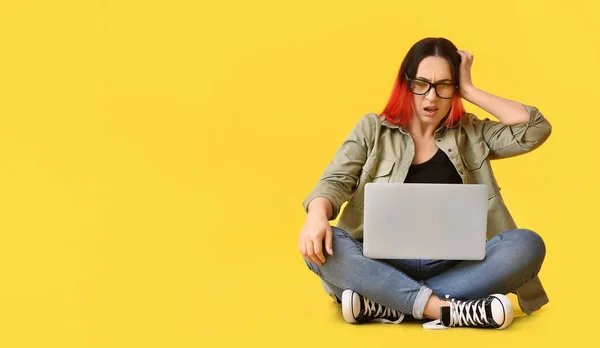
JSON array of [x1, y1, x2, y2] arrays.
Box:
[[301, 226, 356, 275], [330, 226, 352, 239], [502, 228, 546, 269], [515, 229, 545, 260]]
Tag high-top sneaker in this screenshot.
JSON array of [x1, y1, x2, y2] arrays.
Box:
[[341, 289, 405, 324], [423, 294, 514, 329]]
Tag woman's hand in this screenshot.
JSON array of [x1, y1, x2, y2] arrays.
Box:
[[457, 50, 476, 100], [299, 212, 333, 266], [455, 50, 531, 125]]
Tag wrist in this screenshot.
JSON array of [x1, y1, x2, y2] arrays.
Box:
[[308, 209, 329, 220], [460, 85, 477, 101]]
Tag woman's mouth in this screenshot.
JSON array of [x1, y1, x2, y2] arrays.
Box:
[[423, 106, 438, 116]]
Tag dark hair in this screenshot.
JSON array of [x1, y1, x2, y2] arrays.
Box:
[[380, 37, 465, 127], [401, 37, 462, 85]]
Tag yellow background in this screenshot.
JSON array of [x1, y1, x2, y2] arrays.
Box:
[[0, 0, 598, 347]]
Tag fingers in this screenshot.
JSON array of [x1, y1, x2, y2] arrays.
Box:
[[457, 50, 473, 61], [313, 239, 327, 264], [303, 240, 322, 266], [325, 226, 333, 256], [457, 50, 466, 65]]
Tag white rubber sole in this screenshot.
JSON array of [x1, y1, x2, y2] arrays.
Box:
[[491, 294, 514, 329], [341, 289, 359, 324]]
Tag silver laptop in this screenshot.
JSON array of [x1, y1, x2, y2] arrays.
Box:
[[362, 183, 488, 260]]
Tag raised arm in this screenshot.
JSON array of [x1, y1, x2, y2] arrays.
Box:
[[457, 50, 552, 159], [466, 100, 552, 159]]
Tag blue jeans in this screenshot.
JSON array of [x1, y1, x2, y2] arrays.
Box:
[[303, 226, 546, 319]]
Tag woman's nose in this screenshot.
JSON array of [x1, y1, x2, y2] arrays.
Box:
[[425, 87, 438, 101]]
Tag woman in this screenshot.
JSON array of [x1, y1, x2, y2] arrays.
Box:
[[299, 37, 551, 330]]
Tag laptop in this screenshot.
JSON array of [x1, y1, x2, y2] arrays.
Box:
[[362, 183, 488, 260]]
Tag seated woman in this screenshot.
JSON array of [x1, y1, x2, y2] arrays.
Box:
[[298, 37, 551, 330]]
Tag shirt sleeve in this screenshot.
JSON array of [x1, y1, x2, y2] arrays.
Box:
[[470, 104, 552, 160], [301, 113, 374, 220]]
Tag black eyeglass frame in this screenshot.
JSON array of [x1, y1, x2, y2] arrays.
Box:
[[404, 73, 459, 99]]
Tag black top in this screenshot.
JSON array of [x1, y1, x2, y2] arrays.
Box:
[[403, 148, 462, 184]]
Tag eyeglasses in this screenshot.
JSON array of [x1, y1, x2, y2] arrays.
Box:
[[405, 74, 458, 99]]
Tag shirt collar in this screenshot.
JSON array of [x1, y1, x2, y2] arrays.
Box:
[[379, 114, 453, 134]]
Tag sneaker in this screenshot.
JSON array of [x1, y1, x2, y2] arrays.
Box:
[[341, 289, 405, 324], [423, 294, 514, 329]]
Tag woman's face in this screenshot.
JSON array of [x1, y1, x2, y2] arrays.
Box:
[[410, 56, 455, 127]]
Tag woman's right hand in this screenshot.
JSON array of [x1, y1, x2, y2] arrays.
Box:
[[299, 212, 333, 266]]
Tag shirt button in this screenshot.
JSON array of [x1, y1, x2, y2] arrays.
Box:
[[437, 139, 441, 142], [448, 149, 452, 152]]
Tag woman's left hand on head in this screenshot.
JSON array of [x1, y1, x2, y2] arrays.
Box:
[[457, 50, 475, 97]]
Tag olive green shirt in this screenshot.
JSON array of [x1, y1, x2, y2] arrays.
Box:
[[302, 104, 552, 314]]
